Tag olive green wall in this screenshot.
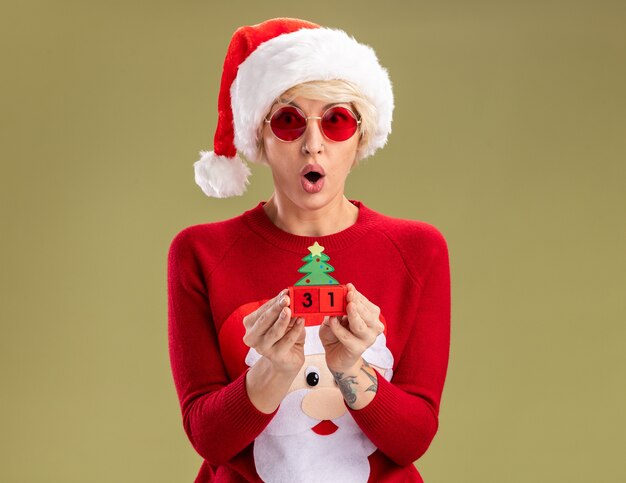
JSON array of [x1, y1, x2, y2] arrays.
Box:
[[2, 1, 624, 481]]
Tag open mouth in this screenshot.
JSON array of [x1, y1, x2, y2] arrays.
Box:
[[304, 171, 323, 183], [301, 165, 326, 193]]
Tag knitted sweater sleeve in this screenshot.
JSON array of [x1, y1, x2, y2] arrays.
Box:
[[348, 228, 451, 466], [167, 228, 277, 466]]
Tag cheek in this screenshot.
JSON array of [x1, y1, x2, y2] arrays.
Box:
[[264, 134, 300, 166], [336, 141, 359, 171], [263, 132, 278, 158], [262, 124, 282, 157]]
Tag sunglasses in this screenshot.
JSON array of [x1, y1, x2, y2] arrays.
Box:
[[264, 104, 361, 142]]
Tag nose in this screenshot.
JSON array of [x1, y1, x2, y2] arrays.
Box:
[[302, 117, 325, 155], [301, 387, 347, 420]]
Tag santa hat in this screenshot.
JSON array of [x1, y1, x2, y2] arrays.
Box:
[[194, 17, 394, 198]]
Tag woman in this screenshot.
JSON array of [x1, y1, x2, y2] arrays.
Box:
[[168, 18, 451, 482]]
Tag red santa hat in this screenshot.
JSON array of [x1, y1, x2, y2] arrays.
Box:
[[194, 17, 394, 198]]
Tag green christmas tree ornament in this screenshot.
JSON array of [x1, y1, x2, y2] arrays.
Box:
[[294, 241, 340, 286], [288, 241, 348, 318]]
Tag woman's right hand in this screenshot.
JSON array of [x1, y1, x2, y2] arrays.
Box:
[[242, 288, 306, 374]]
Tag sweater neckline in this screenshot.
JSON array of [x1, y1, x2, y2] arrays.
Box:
[[242, 199, 378, 253]]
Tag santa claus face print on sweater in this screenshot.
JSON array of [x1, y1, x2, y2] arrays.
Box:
[[245, 324, 394, 483]]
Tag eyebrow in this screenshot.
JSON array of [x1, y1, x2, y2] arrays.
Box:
[[278, 99, 342, 111]]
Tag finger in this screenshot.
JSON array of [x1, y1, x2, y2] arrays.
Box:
[[245, 292, 290, 347], [264, 305, 293, 345], [338, 315, 350, 332], [347, 283, 379, 314], [273, 317, 305, 355], [243, 288, 288, 329], [347, 284, 381, 329], [319, 317, 339, 345], [329, 316, 360, 349], [346, 302, 371, 340], [347, 285, 368, 318], [255, 293, 291, 337], [257, 288, 290, 320], [356, 298, 383, 332], [346, 284, 385, 334], [254, 304, 293, 354]]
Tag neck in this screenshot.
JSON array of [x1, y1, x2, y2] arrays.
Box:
[[263, 194, 359, 237]]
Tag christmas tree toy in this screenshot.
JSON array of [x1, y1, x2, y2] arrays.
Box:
[[288, 242, 347, 317]]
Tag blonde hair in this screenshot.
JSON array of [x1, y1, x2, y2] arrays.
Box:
[[255, 79, 377, 164]]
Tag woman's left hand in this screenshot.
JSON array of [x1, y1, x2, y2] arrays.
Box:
[[318, 283, 386, 373]]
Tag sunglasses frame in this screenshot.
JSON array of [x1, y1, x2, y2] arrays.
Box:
[[264, 104, 362, 143]]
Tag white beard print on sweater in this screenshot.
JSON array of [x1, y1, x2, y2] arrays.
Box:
[[253, 388, 376, 483]]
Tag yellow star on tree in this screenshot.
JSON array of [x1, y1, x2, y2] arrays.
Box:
[[308, 241, 325, 257]]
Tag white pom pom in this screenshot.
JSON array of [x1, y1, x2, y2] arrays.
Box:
[[193, 151, 252, 198]]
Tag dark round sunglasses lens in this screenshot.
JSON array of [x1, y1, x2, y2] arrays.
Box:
[[270, 106, 307, 141], [321, 107, 358, 141]]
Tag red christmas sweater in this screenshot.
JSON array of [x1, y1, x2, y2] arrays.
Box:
[[167, 200, 451, 482]]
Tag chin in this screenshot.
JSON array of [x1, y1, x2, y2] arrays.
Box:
[[296, 193, 337, 211], [275, 181, 345, 213]]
